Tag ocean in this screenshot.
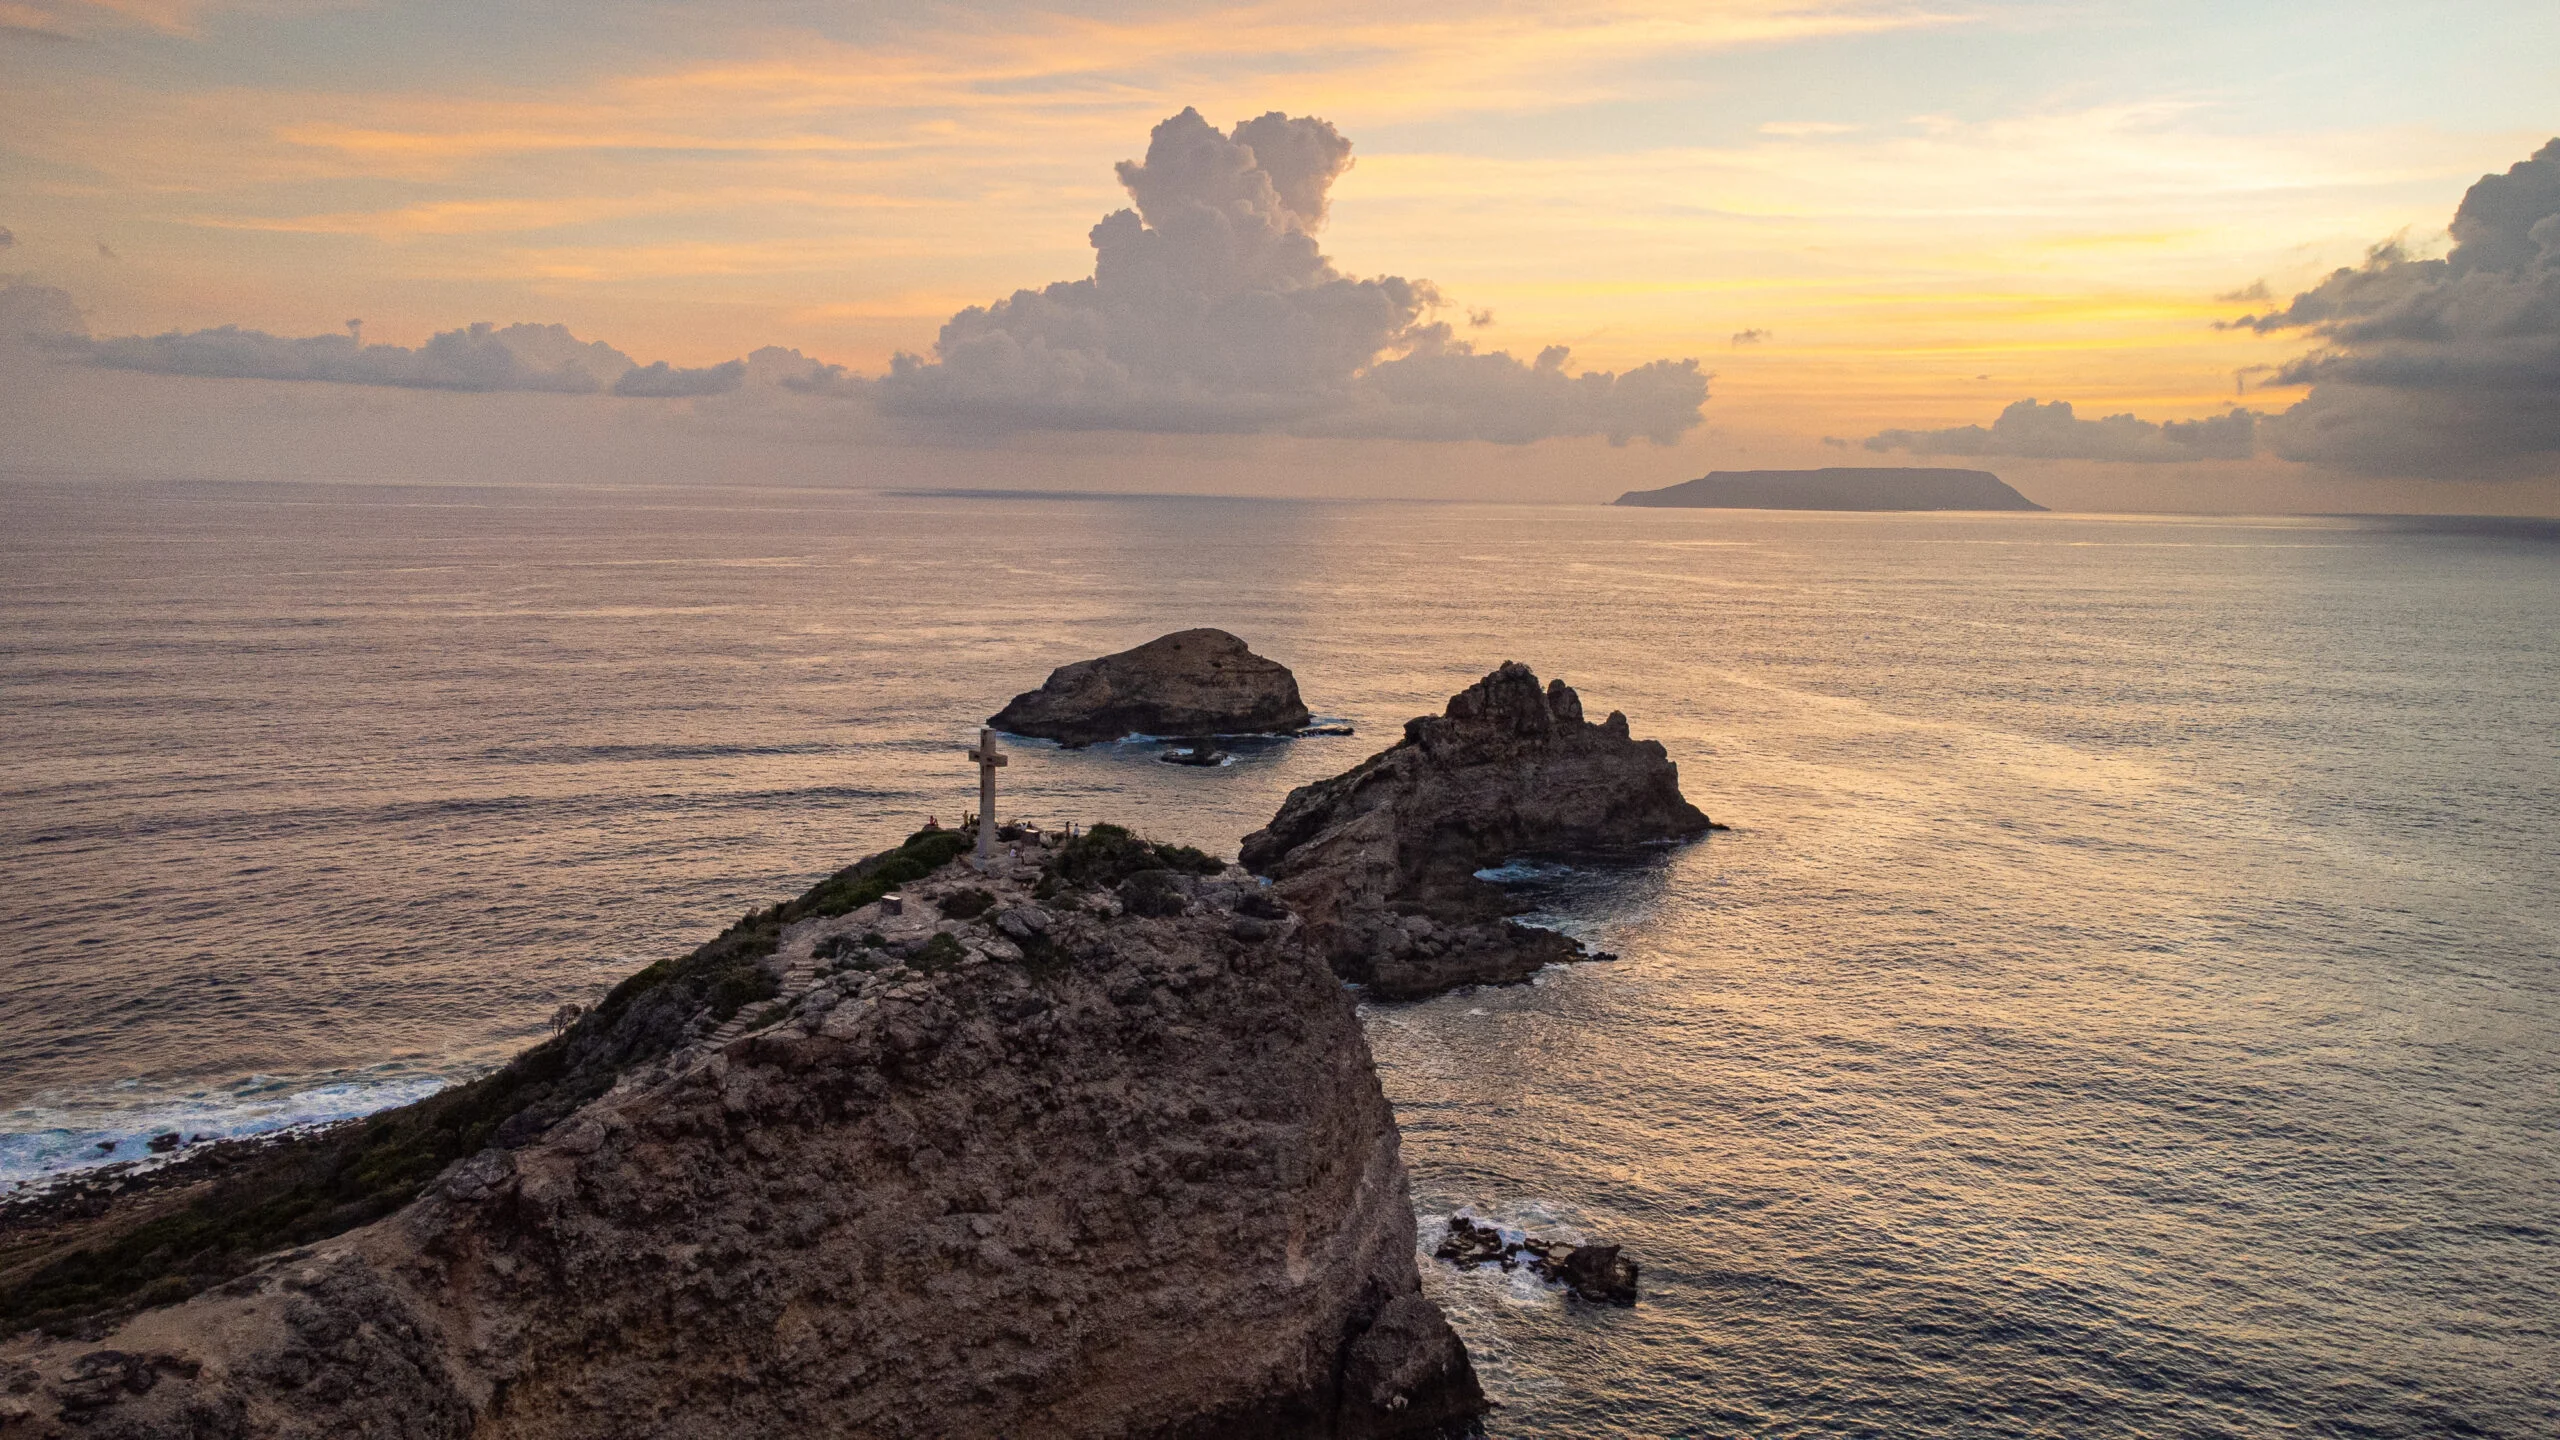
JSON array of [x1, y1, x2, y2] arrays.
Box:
[[2, 476, 2553, 1437]]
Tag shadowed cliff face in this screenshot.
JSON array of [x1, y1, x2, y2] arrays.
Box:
[[0, 845, 1482, 1439], [990, 629, 1314, 747], [1241, 663, 1712, 999]]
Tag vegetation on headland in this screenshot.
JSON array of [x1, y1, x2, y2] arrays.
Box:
[[1041, 822, 1222, 891], [0, 825, 976, 1336]]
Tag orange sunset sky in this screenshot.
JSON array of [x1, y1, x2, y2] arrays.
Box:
[[4, 0, 2556, 511]]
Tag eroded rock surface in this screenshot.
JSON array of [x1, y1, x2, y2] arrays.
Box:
[[991, 629, 1313, 747], [0, 843, 1482, 1439], [1240, 663, 1712, 1000]]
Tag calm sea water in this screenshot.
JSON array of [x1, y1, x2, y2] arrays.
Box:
[[2, 477, 2554, 1437]]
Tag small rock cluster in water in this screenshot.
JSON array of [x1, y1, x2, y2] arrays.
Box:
[[1434, 1215, 1638, 1306]]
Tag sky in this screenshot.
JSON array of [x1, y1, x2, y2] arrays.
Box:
[[3, 0, 2556, 510]]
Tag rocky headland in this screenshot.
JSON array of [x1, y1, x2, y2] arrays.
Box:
[[990, 630, 1314, 748], [1240, 663, 1714, 1000], [0, 826, 1482, 1438], [1, 661, 1703, 1433]]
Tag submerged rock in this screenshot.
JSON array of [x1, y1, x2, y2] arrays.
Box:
[[0, 834, 1483, 1439], [1241, 662, 1713, 999], [990, 629, 1313, 748]]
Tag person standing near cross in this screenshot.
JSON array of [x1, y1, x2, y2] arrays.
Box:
[[964, 726, 1008, 871]]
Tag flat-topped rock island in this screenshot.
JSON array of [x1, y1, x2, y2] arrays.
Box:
[[1614, 467, 2044, 511]]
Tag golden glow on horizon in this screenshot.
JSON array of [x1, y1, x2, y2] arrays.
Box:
[[0, 0, 2544, 450]]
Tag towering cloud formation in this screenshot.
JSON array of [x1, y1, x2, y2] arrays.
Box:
[[6, 109, 1702, 445], [1864, 139, 2560, 481], [876, 108, 1705, 444], [2234, 138, 2560, 479], [1866, 398, 2259, 463]]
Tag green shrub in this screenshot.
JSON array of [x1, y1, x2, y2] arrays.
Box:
[[910, 933, 966, 973], [786, 827, 970, 920], [938, 887, 996, 920], [1149, 842, 1224, 876], [1048, 823, 1224, 889], [1116, 869, 1189, 918]]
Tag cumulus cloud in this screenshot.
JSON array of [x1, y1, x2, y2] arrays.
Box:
[[2222, 138, 2560, 478], [6, 107, 1707, 443], [875, 107, 1705, 444], [1731, 328, 1769, 346], [1866, 397, 2261, 463], [1860, 139, 2560, 480]]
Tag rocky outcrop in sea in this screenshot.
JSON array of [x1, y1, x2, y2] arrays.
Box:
[[0, 828, 1483, 1439], [1434, 1216, 1638, 1307], [1240, 663, 1713, 1000], [989, 629, 1314, 747]]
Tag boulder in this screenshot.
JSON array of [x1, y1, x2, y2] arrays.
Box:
[[991, 629, 1313, 747], [1554, 1243, 1640, 1307], [1241, 662, 1712, 999]]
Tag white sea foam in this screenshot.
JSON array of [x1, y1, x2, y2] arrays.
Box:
[[0, 1065, 462, 1189], [1471, 860, 1576, 884]]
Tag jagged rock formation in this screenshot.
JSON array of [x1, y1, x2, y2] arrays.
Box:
[[1241, 663, 1712, 1000], [991, 629, 1313, 747], [1434, 1217, 1638, 1307], [1614, 467, 2044, 511], [0, 836, 1482, 1439]]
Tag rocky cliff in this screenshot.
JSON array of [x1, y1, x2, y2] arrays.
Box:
[[990, 630, 1313, 747], [1240, 664, 1713, 1000], [0, 832, 1481, 1439]]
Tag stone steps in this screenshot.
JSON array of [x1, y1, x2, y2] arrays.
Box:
[[700, 954, 825, 1048]]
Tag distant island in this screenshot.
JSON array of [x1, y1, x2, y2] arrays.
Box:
[[1614, 467, 2046, 511]]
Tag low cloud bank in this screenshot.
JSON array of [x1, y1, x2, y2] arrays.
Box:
[[876, 108, 1705, 445], [612, 358, 745, 397], [1867, 398, 2259, 463], [0, 289, 702, 396], [87, 321, 639, 394], [1863, 138, 2560, 480]]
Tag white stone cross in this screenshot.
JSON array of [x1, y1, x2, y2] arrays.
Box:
[[964, 725, 1008, 870]]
